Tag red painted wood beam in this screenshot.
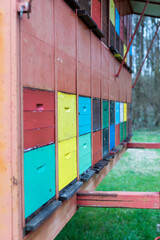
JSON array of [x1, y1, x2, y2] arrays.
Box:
[[115, 0, 149, 78], [77, 191, 160, 209], [127, 142, 160, 149]]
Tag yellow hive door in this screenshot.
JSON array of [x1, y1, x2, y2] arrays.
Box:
[[58, 137, 77, 191], [124, 44, 127, 63], [110, 0, 115, 26], [124, 103, 127, 121], [58, 92, 76, 142]]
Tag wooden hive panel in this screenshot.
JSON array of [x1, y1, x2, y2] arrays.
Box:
[[58, 137, 77, 191]]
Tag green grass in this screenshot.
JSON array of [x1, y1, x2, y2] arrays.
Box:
[[55, 130, 160, 240]]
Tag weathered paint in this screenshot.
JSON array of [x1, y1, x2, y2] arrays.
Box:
[[110, 124, 115, 150], [55, 0, 76, 94], [79, 133, 92, 175], [58, 92, 76, 142], [120, 122, 124, 142], [0, 0, 133, 239], [79, 96, 91, 136], [92, 130, 102, 166], [77, 191, 160, 209], [25, 147, 127, 240], [24, 144, 56, 218], [21, 0, 55, 90], [24, 112, 54, 130], [120, 102, 124, 123], [115, 102, 120, 125], [23, 88, 55, 150], [102, 100, 109, 129], [24, 128, 55, 151], [91, 34, 101, 98], [124, 121, 127, 139], [124, 103, 127, 121], [115, 8, 120, 35], [101, 45, 109, 100], [92, 0, 101, 29], [77, 19, 91, 97], [120, 16, 124, 41], [58, 137, 77, 191], [93, 98, 101, 132], [127, 142, 160, 149], [103, 128, 109, 157], [23, 88, 55, 111], [115, 124, 120, 146], [110, 0, 115, 26], [110, 100, 115, 125], [124, 44, 127, 62], [0, 1, 23, 239]]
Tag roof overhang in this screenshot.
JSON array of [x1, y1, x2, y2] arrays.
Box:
[[115, 0, 160, 18]]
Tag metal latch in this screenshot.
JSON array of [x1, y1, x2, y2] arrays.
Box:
[[17, 1, 32, 19]]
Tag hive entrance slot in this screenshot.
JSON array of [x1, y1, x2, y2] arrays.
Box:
[[37, 104, 44, 111], [64, 107, 70, 112]]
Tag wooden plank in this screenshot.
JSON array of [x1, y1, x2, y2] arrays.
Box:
[[23, 89, 55, 111], [24, 141, 127, 240], [24, 111, 55, 130], [127, 142, 160, 149], [24, 195, 77, 240], [25, 201, 62, 232], [77, 191, 160, 209], [24, 127, 55, 150], [0, 0, 24, 239]]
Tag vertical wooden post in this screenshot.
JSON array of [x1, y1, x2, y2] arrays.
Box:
[[0, 0, 23, 239], [76, 12, 80, 181], [54, 0, 59, 200], [90, 32, 93, 167], [101, 44, 103, 160]]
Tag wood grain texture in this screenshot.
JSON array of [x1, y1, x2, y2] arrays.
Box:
[[24, 146, 127, 240]]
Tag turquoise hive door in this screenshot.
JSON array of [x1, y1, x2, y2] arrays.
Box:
[[24, 144, 56, 218], [79, 133, 92, 174]]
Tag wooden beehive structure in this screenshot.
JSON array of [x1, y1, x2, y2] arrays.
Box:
[[1, 0, 159, 239]]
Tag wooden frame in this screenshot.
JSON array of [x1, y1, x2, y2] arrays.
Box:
[[0, 0, 23, 238], [77, 191, 160, 209], [24, 145, 127, 240]]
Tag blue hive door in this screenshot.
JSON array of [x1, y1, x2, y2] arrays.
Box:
[[110, 124, 115, 150], [115, 102, 120, 125], [79, 96, 91, 136], [115, 8, 120, 36]]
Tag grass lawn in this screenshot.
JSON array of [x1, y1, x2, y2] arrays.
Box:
[[55, 130, 160, 240]]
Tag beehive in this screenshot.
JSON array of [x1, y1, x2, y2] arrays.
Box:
[[58, 137, 77, 191], [79, 133, 92, 174], [24, 144, 56, 218], [58, 92, 76, 141]]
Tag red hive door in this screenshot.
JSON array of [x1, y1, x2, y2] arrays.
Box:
[[23, 88, 55, 150], [92, 130, 102, 166], [92, 0, 101, 29]]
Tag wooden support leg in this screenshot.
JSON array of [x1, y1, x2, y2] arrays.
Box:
[[77, 191, 160, 209], [127, 142, 160, 149]]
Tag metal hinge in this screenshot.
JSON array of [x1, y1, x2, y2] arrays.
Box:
[[17, 1, 32, 19]]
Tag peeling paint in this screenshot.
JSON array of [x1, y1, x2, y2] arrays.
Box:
[[0, 11, 4, 75], [0, 10, 6, 171]]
